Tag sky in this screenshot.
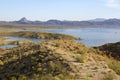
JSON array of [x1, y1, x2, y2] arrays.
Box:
[[0, 0, 120, 21]]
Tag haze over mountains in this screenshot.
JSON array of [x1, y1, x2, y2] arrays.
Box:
[[1, 17, 120, 27]]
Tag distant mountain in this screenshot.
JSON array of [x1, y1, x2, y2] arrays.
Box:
[[1, 18, 120, 27], [19, 17, 29, 23], [89, 18, 106, 22], [13, 17, 30, 24]]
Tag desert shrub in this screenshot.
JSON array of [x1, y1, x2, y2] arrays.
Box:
[[49, 61, 55, 72], [56, 73, 75, 80], [77, 50, 86, 54], [0, 60, 4, 65], [10, 76, 17, 80], [75, 54, 86, 63], [18, 75, 28, 80], [39, 74, 54, 80], [102, 73, 115, 80], [108, 60, 120, 75]]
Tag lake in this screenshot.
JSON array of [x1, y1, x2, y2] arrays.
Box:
[[0, 45, 17, 49], [5, 36, 41, 42], [22, 28, 120, 46], [0, 37, 41, 49]]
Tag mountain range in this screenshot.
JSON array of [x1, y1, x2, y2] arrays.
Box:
[[1, 17, 120, 27]]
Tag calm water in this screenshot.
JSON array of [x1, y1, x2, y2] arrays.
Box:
[[2, 28, 120, 48], [0, 45, 17, 49], [26, 28, 120, 46], [5, 37, 40, 42], [0, 37, 41, 49]]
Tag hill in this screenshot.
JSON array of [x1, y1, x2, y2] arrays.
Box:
[[97, 42, 120, 60], [0, 39, 120, 80]]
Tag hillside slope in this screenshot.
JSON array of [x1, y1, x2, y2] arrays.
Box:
[[0, 40, 120, 80]]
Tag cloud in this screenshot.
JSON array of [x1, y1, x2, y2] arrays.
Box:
[[106, 0, 120, 8]]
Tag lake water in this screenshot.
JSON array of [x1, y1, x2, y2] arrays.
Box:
[[23, 28, 120, 46], [0, 45, 17, 49], [5, 36, 41, 42], [0, 37, 41, 49], [1, 28, 120, 48]]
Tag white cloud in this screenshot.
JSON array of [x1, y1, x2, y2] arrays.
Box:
[[106, 0, 120, 8]]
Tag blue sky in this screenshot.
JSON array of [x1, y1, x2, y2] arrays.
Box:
[[0, 0, 120, 21]]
